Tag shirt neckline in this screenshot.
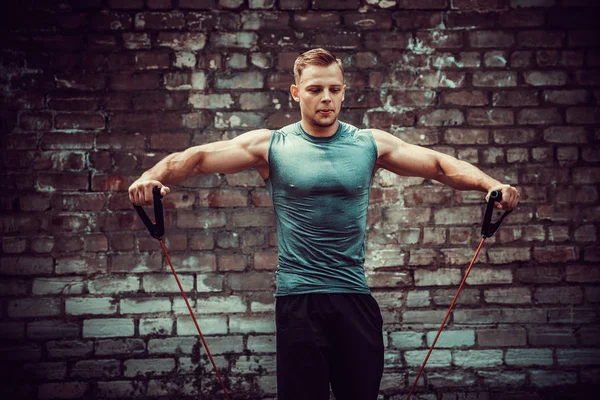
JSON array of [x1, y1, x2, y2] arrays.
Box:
[[298, 121, 343, 143]]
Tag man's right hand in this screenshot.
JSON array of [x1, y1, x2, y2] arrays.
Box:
[[128, 179, 170, 206]]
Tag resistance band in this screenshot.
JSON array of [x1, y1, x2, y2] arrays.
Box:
[[406, 190, 511, 400], [133, 187, 231, 400]]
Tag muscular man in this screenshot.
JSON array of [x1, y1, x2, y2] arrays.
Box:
[[129, 48, 520, 400]]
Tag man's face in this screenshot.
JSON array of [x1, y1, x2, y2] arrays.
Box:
[[291, 63, 346, 129]]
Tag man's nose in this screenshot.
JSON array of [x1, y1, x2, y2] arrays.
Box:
[[321, 90, 332, 102]]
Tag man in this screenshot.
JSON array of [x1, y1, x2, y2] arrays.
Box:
[[129, 48, 520, 400]]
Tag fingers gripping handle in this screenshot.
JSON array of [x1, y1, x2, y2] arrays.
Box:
[[133, 187, 165, 240], [482, 190, 512, 238]]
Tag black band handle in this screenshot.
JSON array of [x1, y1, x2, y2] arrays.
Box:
[[133, 186, 164, 240], [481, 190, 512, 238]]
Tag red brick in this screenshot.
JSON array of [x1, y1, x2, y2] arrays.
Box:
[[418, 109, 464, 126], [473, 71, 517, 87], [177, 211, 227, 229], [134, 12, 184, 30], [420, 71, 468, 88], [443, 90, 489, 106], [367, 271, 412, 288], [510, 50, 533, 68], [89, 12, 133, 31], [147, 0, 175, 9], [279, 0, 308, 9], [402, 186, 454, 206], [365, 111, 415, 128], [110, 72, 161, 91], [92, 174, 135, 192], [487, 247, 531, 264], [567, 107, 600, 124], [217, 254, 247, 271], [534, 286, 584, 304], [478, 327, 527, 347], [48, 96, 99, 111], [197, 189, 248, 208], [55, 113, 105, 130], [467, 109, 514, 125], [52, 194, 106, 211], [468, 30, 514, 47], [498, 9, 545, 27], [573, 167, 600, 184], [19, 113, 52, 131], [451, 0, 506, 9], [110, 253, 162, 273], [493, 128, 537, 144], [161, 192, 195, 210], [388, 91, 436, 107], [54, 236, 84, 252], [107, 0, 144, 9], [365, 32, 411, 50], [0, 256, 54, 275], [135, 52, 171, 70], [433, 288, 480, 305], [397, 0, 447, 9], [190, 233, 215, 250], [251, 189, 273, 207], [313, 32, 361, 50], [242, 11, 290, 30], [394, 11, 442, 29], [313, 0, 359, 9], [517, 30, 565, 48], [383, 208, 432, 226], [36, 172, 89, 192], [394, 128, 440, 145], [524, 71, 567, 86], [148, 133, 191, 150], [517, 108, 562, 125], [533, 246, 578, 263], [179, 0, 215, 8], [84, 234, 108, 252], [231, 210, 275, 227], [493, 90, 539, 106], [291, 12, 340, 30], [416, 31, 464, 48], [342, 13, 392, 30], [528, 327, 577, 347], [543, 126, 588, 143], [46, 214, 91, 233], [227, 272, 274, 291], [566, 265, 600, 283]]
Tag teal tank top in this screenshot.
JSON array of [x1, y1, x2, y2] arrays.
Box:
[[266, 121, 378, 296]]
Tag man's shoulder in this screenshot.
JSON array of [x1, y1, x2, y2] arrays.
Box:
[[272, 122, 300, 136]]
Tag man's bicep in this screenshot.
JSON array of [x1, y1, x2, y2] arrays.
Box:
[[192, 129, 271, 175], [372, 129, 442, 179]]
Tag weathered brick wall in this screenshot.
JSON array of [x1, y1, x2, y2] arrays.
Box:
[[1, 0, 599, 399]]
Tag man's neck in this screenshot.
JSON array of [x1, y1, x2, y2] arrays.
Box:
[[300, 119, 339, 138]]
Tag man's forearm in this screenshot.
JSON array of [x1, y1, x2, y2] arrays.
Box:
[[138, 149, 202, 185], [435, 154, 503, 192]]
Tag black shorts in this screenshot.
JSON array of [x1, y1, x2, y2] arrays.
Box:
[[276, 293, 384, 400]]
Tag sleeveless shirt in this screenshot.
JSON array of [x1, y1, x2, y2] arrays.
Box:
[[266, 121, 378, 296]]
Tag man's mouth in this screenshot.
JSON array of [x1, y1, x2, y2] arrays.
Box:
[[318, 109, 334, 114]]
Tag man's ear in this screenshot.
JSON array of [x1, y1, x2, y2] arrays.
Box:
[[290, 84, 300, 102], [342, 84, 346, 101]]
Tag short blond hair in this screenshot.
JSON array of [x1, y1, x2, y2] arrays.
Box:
[[293, 48, 344, 84]]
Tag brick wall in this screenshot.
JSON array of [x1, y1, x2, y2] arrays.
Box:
[[1, 0, 598, 399]]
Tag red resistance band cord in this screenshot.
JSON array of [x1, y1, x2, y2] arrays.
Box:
[[160, 240, 231, 400], [406, 237, 486, 400]]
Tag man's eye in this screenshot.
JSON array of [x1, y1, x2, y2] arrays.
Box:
[[309, 89, 319, 93], [331, 89, 340, 93]]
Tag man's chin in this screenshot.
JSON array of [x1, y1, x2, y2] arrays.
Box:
[[310, 115, 337, 127]]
